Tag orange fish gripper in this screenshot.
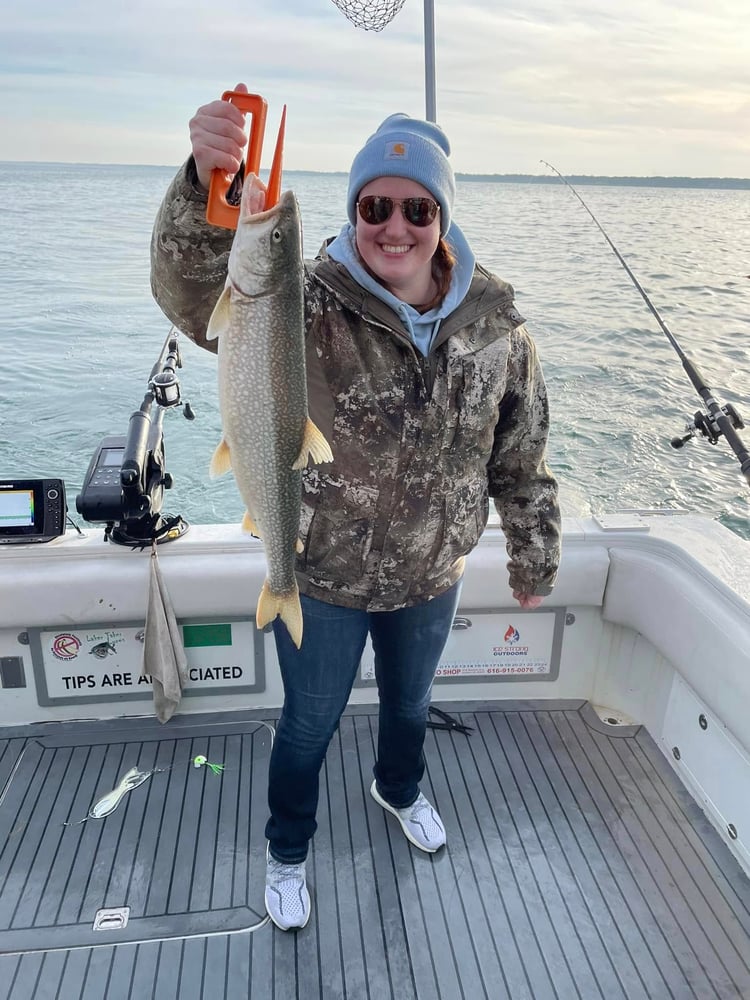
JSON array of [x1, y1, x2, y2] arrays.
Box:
[[206, 91, 286, 230]]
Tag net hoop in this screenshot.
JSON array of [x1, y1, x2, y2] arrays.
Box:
[[330, 0, 407, 32]]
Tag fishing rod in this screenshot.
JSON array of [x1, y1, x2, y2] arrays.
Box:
[[541, 160, 750, 488]]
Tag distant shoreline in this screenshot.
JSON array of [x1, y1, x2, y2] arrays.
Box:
[[290, 170, 750, 189], [2, 161, 749, 189], [456, 174, 750, 189]]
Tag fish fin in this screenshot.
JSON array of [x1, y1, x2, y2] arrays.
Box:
[[292, 417, 334, 470], [295, 537, 304, 554], [209, 439, 232, 478], [206, 286, 231, 341], [242, 511, 262, 538], [256, 580, 303, 649]]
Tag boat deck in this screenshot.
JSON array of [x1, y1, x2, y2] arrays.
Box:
[[1, 700, 749, 999]]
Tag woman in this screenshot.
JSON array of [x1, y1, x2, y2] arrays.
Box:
[[150, 85, 561, 932]]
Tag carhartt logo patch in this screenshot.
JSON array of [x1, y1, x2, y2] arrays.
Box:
[[384, 141, 408, 159]]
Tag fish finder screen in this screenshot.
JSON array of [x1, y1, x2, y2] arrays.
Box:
[[0, 489, 34, 528], [101, 448, 124, 467]]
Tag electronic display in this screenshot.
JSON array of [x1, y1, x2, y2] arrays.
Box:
[[101, 448, 124, 467], [0, 480, 65, 543], [0, 489, 34, 528]]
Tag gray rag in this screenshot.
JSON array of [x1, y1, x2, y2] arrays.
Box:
[[142, 546, 187, 723]]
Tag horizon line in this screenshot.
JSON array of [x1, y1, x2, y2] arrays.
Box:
[[2, 161, 749, 186]]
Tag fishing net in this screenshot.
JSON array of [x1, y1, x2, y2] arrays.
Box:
[[329, 0, 407, 31]]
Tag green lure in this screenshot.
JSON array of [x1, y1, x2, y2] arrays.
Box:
[[192, 754, 225, 775]]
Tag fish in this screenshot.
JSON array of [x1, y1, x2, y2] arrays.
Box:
[[206, 176, 333, 648], [89, 641, 117, 659]]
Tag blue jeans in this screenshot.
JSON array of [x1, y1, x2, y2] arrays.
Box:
[[265, 580, 462, 863]]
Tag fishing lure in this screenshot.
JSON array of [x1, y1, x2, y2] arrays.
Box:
[[193, 754, 225, 775], [89, 767, 152, 817], [62, 752, 226, 826], [63, 765, 163, 826]]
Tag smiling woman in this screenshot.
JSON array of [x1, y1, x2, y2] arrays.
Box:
[[342, 113, 450, 306], [355, 178, 441, 304], [149, 89, 561, 931]]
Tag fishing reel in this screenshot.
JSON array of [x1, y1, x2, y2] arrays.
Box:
[[671, 403, 745, 449], [542, 160, 750, 487], [76, 333, 194, 546]]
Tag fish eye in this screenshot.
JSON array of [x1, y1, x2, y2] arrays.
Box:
[[271, 228, 282, 243]]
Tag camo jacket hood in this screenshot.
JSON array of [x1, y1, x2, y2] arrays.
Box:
[[151, 159, 561, 610]]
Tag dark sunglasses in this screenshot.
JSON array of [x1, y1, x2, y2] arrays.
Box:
[[357, 195, 440, 228]]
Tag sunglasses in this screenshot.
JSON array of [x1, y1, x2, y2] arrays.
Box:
[[357, 195, 440, 228]]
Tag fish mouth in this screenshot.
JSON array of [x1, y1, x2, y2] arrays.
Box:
[[239, 188, 298, 226], [240, 204, 280, 226]]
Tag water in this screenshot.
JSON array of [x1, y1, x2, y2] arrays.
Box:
[[1, 162, 748, 539]]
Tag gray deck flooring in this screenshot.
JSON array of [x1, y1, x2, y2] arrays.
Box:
[[0, 700, 748, 999]]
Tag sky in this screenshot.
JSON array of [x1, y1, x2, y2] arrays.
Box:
[[1, 0, 748, 177]]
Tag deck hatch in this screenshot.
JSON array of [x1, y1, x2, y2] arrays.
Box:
[[0, 718, 272, 953]]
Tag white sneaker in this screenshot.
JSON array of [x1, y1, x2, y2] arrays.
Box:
[[264, 846, 311, 931], [370, 780, 446, 853]]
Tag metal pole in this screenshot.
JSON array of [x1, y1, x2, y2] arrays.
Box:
[[424, 0, 436, 121]]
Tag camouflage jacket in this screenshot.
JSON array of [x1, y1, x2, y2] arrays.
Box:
[[151, 160, 561, 610]]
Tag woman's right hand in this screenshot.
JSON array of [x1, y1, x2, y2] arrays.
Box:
[[189, 82, 249, 191]]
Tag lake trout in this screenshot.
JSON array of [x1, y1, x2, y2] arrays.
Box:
[[206, 177, 333, 648]]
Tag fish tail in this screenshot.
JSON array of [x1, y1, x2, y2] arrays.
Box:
[[209, 438, 232, 478], [292, 417, 334, 470], [256, 579, 303, 649]]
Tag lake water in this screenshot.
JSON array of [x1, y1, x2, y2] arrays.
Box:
[[1, 162, 748, 539]]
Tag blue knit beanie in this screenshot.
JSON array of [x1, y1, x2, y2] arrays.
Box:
[[346, 113, 455, 236]]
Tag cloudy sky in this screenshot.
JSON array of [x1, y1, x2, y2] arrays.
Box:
[[2, 0, 748, 176]]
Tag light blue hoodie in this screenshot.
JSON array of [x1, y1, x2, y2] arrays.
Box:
[[326, 221, 476, 357]]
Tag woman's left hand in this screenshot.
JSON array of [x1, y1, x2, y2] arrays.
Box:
[[513, 591, 543, 610]]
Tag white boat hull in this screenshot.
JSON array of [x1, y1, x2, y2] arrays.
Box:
[[1, 512, 749, 878]]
